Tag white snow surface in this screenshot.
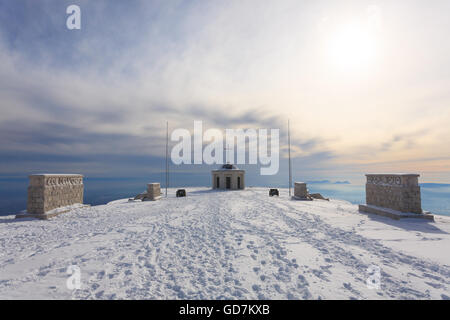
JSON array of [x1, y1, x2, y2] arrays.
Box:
[[0, 187, 449, 300]]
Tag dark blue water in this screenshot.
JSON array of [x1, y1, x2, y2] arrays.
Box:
[[1, 177, 449, 217], [308, 183, 450, 217], [0, 175, 209, 216]]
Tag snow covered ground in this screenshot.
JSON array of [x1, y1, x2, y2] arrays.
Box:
[[0, 187, 449, 300]]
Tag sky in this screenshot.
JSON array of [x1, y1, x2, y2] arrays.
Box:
[[0, 0, 450, 185]]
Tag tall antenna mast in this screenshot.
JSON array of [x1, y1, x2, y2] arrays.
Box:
[[165, 121, 169, 198], [224, 143, 231, 164], [288, 119, 292, 197]]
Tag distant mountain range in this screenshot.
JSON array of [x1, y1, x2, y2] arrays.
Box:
[[305, 181, 450, 188], [420, 183, 450, 188], [306, 180, 351, 185]]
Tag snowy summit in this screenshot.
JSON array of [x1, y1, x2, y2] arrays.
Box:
[[0, 187, 449, 300]]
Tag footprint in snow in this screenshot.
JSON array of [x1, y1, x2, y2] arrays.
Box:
[[425, 282, 444, 289], [91, 283, 100, 290], [252, 284, 261, 292], [97, 271, 105, 280], [297, 274, 309, 287], [274, 284, 284, 294]]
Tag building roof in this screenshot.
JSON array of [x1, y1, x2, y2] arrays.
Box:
[[221, 164, 238, 170], [211, 164, 245, 172]]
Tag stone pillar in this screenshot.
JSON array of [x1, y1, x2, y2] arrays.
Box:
[[294, 182, 308, 199], [359, 174, 433, 220], [27, 174, 84, 214], [144, 183, 162, 201]]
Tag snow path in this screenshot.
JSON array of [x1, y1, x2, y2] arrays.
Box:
[[0, 188, 449, 299]]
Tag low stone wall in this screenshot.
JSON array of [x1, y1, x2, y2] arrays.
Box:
[[365, 174, 422, 214], [27, 174, 84, 214]]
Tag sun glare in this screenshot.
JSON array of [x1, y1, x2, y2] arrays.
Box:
[[328, 24, 377, 71]]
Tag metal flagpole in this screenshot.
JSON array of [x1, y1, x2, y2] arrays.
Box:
[[224, 143, 231, 164], [288, 119, 292, 197], [165, 121, 169, 198]]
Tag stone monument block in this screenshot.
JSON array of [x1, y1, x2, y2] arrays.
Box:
[[359, 174, 433, 221], [19, 174, 85, 219], [294, 182, 308, 199], [144, 183, 162, 201]]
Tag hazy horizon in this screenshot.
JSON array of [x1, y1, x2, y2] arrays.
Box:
[[1, 175, 450, 217]]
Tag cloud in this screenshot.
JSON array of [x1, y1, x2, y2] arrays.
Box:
[[0, 0, 450, 182]]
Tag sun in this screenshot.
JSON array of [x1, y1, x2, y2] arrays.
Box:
[[328, 23, 377, 71]]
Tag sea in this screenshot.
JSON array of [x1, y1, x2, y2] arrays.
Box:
[[1, 177, 449, 217]]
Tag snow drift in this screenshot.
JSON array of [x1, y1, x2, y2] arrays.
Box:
[[0, 188, 449, 300]]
